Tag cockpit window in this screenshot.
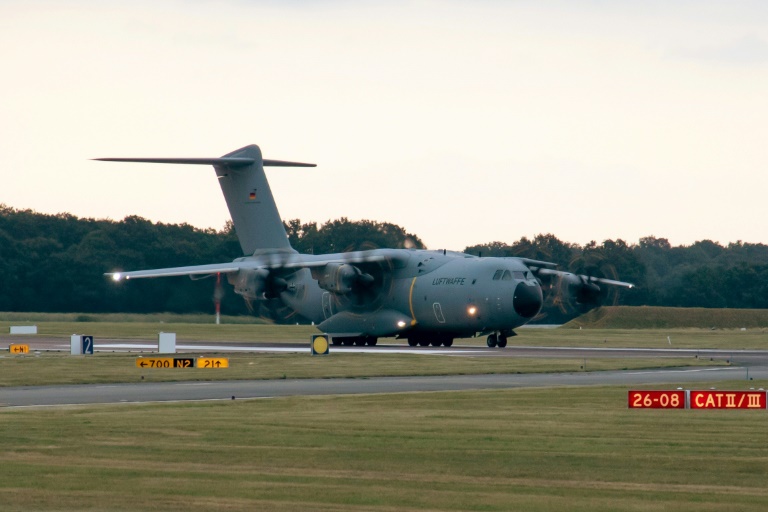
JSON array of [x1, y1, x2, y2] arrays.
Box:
[[502, 270, 512, 281], [513, 271, 526, 280], [492, 270, 503, 280]]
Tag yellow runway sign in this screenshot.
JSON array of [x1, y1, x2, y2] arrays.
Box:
[[311, 335, 330, 355], [197, 357, 229, 369], [9, 344, 29, 354], [135, 357, 229, 369], [135, 357, 195, 369]]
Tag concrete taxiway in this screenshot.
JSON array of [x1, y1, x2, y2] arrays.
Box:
[[2, 366, 766, 408]]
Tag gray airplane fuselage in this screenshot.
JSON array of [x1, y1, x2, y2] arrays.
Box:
[[234, 248, 543, 341]]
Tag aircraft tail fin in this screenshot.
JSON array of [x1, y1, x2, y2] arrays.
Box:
[[96, 144, 315, 255]]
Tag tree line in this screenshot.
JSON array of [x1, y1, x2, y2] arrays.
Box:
[[1, 205, 766, 318], [466, 235, 768, 311]]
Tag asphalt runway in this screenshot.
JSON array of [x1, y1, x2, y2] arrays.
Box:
[[2, 365, 767, 408]]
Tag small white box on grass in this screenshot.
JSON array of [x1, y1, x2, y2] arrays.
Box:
[[158, 332, 177, 354], [10, 326, 37, 334]]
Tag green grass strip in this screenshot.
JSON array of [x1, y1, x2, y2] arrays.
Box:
[[2, 385, 768, 511]]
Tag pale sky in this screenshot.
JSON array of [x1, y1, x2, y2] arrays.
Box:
[[1, 1, 767, 251]]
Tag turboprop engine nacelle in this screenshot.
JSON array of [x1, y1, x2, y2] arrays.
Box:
[[229, 268, 269, 299], [561, 273, 603, 306], [316, 263, 374, 294]]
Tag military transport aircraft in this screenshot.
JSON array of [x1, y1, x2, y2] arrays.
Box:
[[97, 144, 633, 348]]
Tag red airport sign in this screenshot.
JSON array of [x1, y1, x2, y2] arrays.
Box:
[[628, 390, 686, 409], [629, 390, 767, 410], [690, 390, 766, 410]]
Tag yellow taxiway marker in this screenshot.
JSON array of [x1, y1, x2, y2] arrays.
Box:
[[311, 334, 330, 355], [135, 357, 195, 369], [197, 357, 229, 369], [9, 344, 30, 354]]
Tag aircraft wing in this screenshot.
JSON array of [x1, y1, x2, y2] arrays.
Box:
[[535, 267, 635, 289], [108, 263, 243, 281], [107, 251, 406, 281]]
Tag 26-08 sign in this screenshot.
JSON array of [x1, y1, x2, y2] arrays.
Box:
[[628, 390, 685, 409]]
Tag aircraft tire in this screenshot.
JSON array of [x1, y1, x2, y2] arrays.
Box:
[[407, 338, 418, 347], [342, 339, 354, 346], [497, 336, 507, 348], [418, 339, 430, 347], [430, 340, 442, 347], [354, 338, 367, 346], [486, 334, 498, 348], [443, 339, 453, 347], [332, 338, 342, 346], [366, 338, 378, 346]]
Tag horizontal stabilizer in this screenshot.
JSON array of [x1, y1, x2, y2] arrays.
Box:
[[94, 157, 315, 168]]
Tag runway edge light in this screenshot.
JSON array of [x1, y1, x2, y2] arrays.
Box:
[[311, 334, 330, 356]]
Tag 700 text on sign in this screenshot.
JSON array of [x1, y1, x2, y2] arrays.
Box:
[[135, 357, 195, 369]]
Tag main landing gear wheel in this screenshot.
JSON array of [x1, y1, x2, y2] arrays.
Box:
[[408, 338, 418, 347], [486, 333, 507, 348]]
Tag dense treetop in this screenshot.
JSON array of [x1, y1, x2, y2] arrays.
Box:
[[1, 205, 766, 317]]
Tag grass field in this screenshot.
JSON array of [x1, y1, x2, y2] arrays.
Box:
[[567, 306, 768, 329], [0, 352, 723, 387], [1, 310, 767, 510], [2, 384, 768, 511]]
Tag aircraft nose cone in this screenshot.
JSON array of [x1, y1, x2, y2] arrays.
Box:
[[513, 281, 543, 318]]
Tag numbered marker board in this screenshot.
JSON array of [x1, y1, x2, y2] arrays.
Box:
[[198, 357, 229, 369], [70, 335, 94, 355], [82, 336, 94, 355]]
